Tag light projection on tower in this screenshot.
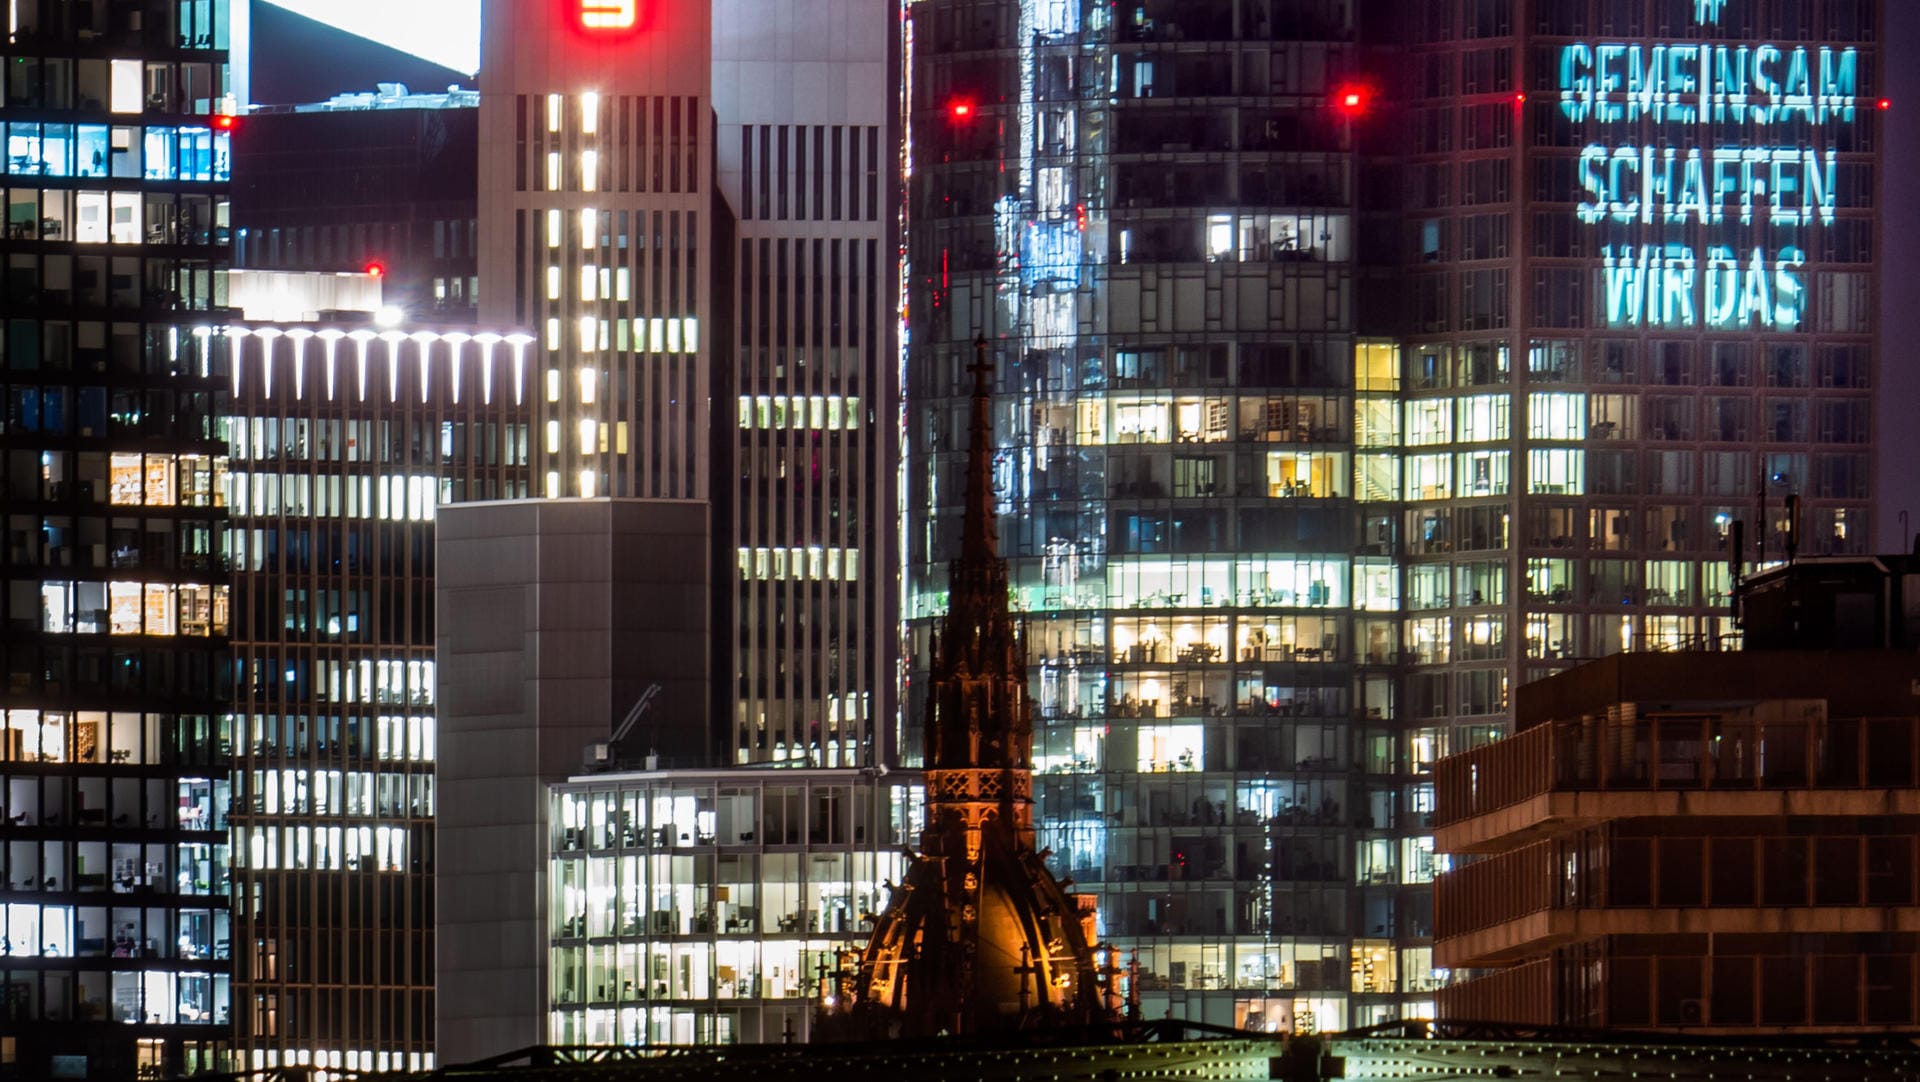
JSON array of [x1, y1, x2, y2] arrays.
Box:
[[1557, 1, 1862, 330]]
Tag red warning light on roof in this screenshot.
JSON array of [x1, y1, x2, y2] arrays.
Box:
[[365, 262, 386, 279], [947, 98, 976, 122], [1333, 82, 1371, 117], [1880, 98, 1893, 111], [211, 113, 237, 131], [579, 0, 638, 31]]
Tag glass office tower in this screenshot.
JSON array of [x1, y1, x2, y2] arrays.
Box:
[[906, 0, 1879, 1034], [0, 0, 236, 1076], [1405, 0, 1880, 1013], [222, 323, 533, 1075], [904, 0, 1411, 1030]]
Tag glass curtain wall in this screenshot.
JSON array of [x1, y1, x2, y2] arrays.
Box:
[[0, 1, 236, 1076], [904, 0, 1413, 1030]]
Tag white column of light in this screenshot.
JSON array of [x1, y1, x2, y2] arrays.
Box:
[[252, 327, 282, 400], [349, 330, 376, 401], [224, 327, 254, 398], [475, 333, 500, 405], [444, 332, 471, 404], [411, 331, 442, 404], [318, 329, 346, 401], [508, 334, 532, 405], [287, 328, 314, 400], [379, 331, 410, 402]]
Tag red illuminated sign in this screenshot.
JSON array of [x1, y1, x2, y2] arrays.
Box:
[[579, 0, 637, 31]]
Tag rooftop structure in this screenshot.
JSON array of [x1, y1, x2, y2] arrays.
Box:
[[1434, 648, 1920, 1031]]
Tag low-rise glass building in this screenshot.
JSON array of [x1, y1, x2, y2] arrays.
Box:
[[545, 768, 920, 1046]]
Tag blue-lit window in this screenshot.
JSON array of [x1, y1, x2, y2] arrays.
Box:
[[5, 122, 75, 176], [75, 125, 110, 177], [142, 127, 229, 182]]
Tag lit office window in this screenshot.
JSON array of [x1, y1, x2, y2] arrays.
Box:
[[109, 59, 143, 113]]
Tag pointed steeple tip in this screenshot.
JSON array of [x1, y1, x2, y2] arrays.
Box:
[[960, 335, 999, 564], [968, 334, 993, 397]]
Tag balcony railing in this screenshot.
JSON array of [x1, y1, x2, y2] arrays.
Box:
[[1436, 709, 1920, 828], [1434, 841, 1555, 940], [1435, 957, 1556, 1025], [1437, 831, 1920, 939]]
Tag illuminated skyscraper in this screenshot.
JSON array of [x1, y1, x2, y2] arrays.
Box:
[[1407, 0, 1879, 1015], [474, 0, 897, 766], [904, 0, 1880, 1036], [0, 1, 237, 1077], [436, 0, 900, 1061], [906, 0, 1398, 1032]]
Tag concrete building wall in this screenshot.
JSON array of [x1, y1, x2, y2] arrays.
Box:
[[435, 498, 710, 1062]]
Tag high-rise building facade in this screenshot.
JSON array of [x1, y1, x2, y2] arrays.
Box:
[[474, 0, 898, 763], [233, 89, 483, 320], [0, 1, 237, 1078], [1393, 0, 1880, 798], [221, 321, 533, 1075], [904, 0, 1880, 1036], [905, 0, 1400, 1032], [430, 0, 901, 1063], [1394, 0, 1879, 1014]]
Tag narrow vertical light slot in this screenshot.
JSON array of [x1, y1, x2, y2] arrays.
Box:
[[666, 318, 681, 353], [546, 152, 562, 190], [579, 369, 598, 404], [544, 421, 561, 453], [578, 316, 598, 352], [615, 422, 629, 454], [544, 471, 561, 499], [737, 396, 753, 428], [615, 268, 631, 301], [544, 318, 561, 351], [579, 208, 597, 249], [546, 266, 562, 299], [546, 94, 563, 132], [580, 92, 599, 135], [578, 469, 597, 499], [546, 368, 562, 402], [578, 419, 597, 453], [579, 265, 597, 300], [580, 150, 598, 192], [682, 317, 699, 352], [649, 318, 665, 352], [546, 209, 563, 247]]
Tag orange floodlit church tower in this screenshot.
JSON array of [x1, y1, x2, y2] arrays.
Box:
[[822, 339, 1125, 1038]]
